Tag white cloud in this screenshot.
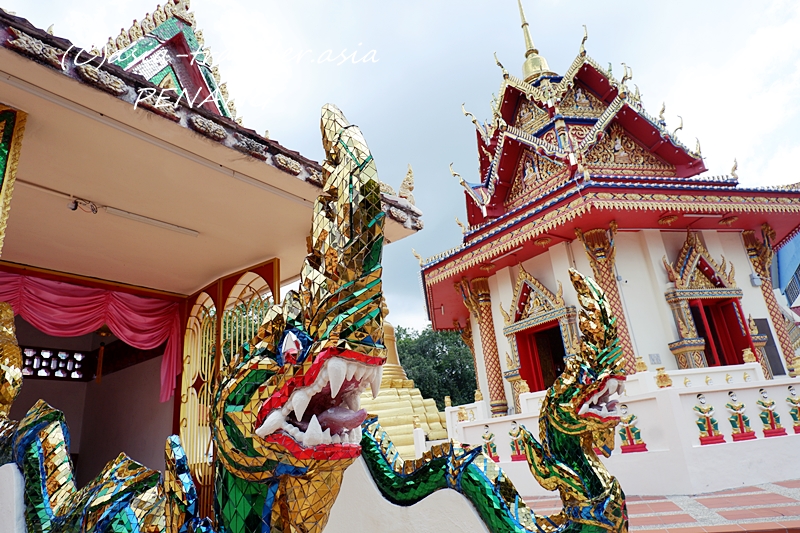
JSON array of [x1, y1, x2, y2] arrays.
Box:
[[659, 0, 800, 185]]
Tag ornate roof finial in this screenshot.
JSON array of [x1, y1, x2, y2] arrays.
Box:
[[462, 103, 489, 144], [672, 115, 683, 137], [493, 52, 509, 79], [455, 216, 468, 234], [411, 248, 424, 267], [517, 0, 552, 83], [620, 63, 632, 86], [579, 25, 588, 56], [399, 164, 415, 205], [731, 158, 739, 180], [450, 163, 491, 217]]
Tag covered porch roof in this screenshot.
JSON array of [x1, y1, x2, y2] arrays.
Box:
[[0, 11, 418, 296]]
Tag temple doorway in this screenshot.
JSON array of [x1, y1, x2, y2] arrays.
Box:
[[516, 321, 567, 392], [689, 299, 747, 367]]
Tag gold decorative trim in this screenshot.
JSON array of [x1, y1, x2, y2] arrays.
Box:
[[189, 115, 227, 141], [506, 150, 568, 209], [273, 154, 302, 176], [663, 232, 736, 290], [500, 264, 564, 326], [0, 106, 28, 257], [75, 65, 128, 96], [424, 192, 800, 286], [104, 0, 194, 56], [454, 278, 481, 318], [499, 266, 580, 394], [584, 123, 675, 176], [574, 221, 636, 371], [557, 85, 606, 119], [426, 196, 590, 285], [5, 27, 63, 69]]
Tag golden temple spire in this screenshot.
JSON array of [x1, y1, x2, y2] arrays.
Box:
[[517, 0, 536, 53], [517, 0, 552, 82]]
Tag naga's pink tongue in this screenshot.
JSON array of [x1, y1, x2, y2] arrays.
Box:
[[318, 407, 368, 436]]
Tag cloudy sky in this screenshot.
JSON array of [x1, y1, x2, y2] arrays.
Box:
[[6, 0, 800, 330]]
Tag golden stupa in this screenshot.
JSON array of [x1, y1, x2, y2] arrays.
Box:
[[360, 302, 448, 459]]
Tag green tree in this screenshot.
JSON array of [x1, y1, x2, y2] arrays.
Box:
[[396, 325, 476, 410]]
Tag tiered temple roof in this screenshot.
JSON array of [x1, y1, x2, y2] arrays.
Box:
[[422, 0, 800, 330]]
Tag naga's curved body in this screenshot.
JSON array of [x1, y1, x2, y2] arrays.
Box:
[[360, 269, 628, 533]]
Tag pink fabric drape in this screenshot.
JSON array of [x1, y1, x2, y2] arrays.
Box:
[[0, 271, 181, 402]]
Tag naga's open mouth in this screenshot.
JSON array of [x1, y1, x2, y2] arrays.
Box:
[[578, 377, 625, 421], [255, 357, 382, 448]]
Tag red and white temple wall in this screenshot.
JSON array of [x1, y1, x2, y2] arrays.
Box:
[[449, 228, 800, 495]]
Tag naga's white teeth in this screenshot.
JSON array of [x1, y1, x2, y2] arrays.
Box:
[[322, 428, 332, 444], [285, 424, 301, 438], [303, 415, 324, 447], [314, 369, 327, 393], [292, 389, 312, 422], [345, 362, 357, 381], [332, 433, 342, 444], [352, 426, 362, 443], [328, 358, 348, 398], [619, 381, 626, 395], [607, 379, 617, 395], [368, 366, 383, 399], [255, 409, 284, 438], [579, 403, 589, 415], [354, 365, 367, 381]]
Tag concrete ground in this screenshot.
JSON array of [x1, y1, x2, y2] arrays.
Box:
[[525, 480, 800, 533]]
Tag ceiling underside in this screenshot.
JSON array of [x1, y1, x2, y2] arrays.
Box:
[[0, 47, 410, 295]]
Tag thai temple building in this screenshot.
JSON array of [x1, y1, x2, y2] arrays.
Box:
[[421, 1, 800, 495]]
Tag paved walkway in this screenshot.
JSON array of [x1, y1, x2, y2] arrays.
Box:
[[525, 480, 800, 532]]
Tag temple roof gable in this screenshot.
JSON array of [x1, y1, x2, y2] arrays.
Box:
[[499, 265, 565, 326], [663, 232, 737, 290], [103, 0, 236, 120]]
